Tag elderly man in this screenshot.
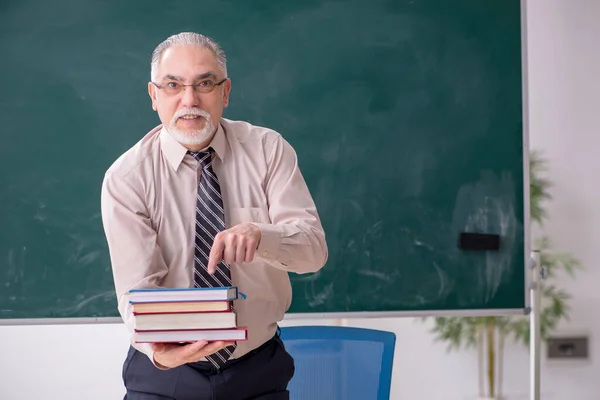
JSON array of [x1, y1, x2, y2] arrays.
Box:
[[101, 32, 328, 400]]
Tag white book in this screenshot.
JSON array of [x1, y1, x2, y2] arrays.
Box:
[[128, 286, 238, 303], [134, 311, 237, 331], [134, 328, 248, 343]]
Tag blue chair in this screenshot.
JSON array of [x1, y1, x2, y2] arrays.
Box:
[[279, 325, 396, 400]]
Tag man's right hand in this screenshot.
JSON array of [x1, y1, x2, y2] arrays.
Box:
[[151, 340, 235, 369]]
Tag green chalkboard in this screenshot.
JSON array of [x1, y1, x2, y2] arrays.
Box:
[[0, 0, 526, 320]]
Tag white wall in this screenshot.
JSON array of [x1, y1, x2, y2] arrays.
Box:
[[2, 1, 599, 399]]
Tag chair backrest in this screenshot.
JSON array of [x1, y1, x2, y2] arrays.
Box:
[[279, 325, 396, 400]]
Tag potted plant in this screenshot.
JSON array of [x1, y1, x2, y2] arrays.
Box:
[[426, 151, 582, 399]]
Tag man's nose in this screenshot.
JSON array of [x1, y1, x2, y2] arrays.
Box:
[[180, 85, 200, 107]]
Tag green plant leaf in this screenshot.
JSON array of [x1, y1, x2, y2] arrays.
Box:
[[529, 150, 552, 226]]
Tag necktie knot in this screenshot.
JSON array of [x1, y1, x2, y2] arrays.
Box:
[[188, 149, 213, 170]]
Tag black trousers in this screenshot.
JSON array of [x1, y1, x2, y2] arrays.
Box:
[[122, 334, 295, 400]]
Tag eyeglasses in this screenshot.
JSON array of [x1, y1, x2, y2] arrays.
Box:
[[151, 78, 227, 95]]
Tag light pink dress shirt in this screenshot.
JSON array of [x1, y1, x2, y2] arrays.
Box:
[[100, 118, 328, 367]]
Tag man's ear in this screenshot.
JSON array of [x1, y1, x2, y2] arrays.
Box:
[[148, 82, 158, 111], [222, 78, 232, 108]]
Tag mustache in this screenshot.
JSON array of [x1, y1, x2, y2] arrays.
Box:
[[173, 108, 210, 120]]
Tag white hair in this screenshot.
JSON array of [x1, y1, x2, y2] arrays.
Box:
[[150, 32, 228, 81]]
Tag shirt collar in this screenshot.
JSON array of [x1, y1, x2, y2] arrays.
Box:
[[160, 122, 227, 171]]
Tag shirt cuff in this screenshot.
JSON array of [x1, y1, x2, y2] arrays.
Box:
[[252, 223, 281, 261]]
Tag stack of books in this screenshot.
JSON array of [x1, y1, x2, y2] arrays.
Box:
[[127, 286, 247, 344]]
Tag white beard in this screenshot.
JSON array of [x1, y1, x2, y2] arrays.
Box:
[[167, 108, 216, 145]]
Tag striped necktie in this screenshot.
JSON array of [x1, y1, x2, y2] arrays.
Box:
[[189, 149, 236, 368]]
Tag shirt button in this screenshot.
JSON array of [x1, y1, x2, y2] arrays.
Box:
[[262, 251, 268, 257]]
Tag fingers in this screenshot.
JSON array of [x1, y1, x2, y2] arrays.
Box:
[[244, 223, 260, 262], [245, 237, 256, 262], [235, 236, 246, 264], [207, 234, 226, 274], [152, 342, 179, 353], [207, 223, 261, 272], [185, 340, 235, 363], [225, 234, 254, 265], [183, 340, 209, 358], [223, 233, 237, 265], [152, 340, 233, 369], [200, 341, 236, 356], [202, 340, 227, 354]]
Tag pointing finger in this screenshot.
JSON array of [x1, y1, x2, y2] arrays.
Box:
[[207, 234, 226, 274]]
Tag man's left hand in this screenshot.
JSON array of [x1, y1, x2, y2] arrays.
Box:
[[207, 222, 261, 274]]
